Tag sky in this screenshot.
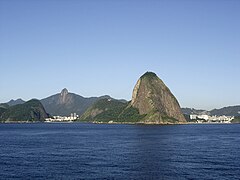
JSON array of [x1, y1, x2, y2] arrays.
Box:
[[0, 0, 239, 110]]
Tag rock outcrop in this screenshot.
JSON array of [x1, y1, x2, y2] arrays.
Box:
[[131, 72, 186, 123], [60, 88, 69, 104], [80, 72, 186, 124]]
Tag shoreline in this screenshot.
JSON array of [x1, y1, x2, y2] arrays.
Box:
[[0, 121, 238, 125]]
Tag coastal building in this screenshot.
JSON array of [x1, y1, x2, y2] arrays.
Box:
[[190, 115, 197, 120], [190, 114, 234, 123], [45, 113, 79, 122], [197, 115, 209, 120]]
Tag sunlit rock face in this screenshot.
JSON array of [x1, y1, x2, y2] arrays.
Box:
[[131, 72, 186, 123], [60, 88, 69, 104]]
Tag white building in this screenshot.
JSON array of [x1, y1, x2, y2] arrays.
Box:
[[197, 115, 209, 120], [190, 115, 198, 120], [45, 113, 78, 122], [190, 114, 234, 123]]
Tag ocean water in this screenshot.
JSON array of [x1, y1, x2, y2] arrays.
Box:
[[0, 123, 239, 179]]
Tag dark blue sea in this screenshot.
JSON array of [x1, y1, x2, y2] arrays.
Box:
[[0, 123, 239, 179]]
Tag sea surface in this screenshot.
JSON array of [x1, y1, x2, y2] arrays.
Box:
[[0, 123, 239, 180]]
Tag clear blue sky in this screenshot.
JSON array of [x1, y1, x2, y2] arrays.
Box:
[[0, 0, 239, 110]]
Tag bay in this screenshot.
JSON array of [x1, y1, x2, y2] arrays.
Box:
[[0, 123, 239, 179]]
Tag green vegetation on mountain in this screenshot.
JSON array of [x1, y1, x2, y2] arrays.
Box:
[[79, 98, 146, 123], [210, 106, 240, 116], [80, 72, 186, 124], [231, 116, 240, 123], [0, 103, 9, 109], [0, 104, 9, 122], [40, 88, 125, 116], [0, 107, 7, 119], [7, 99, 25, 106], [182, 106, 240, 117], [118, 105, 146, 122], [130, 71, 186, 123], [41, 88, 97, 116], [80, 99, 127, 122], [140, 72, 158, 79], [0, 99, 49, 122], [1, 72, 188, 124]]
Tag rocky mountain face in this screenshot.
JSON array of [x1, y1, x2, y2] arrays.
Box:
[[0, 99, 49, 122], [130, 72, 186, 123], [81, 72, 186, 124], [41, 88, 113, 116]]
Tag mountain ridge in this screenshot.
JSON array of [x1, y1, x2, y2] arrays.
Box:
[[7, 99, 25, 106], [40, 88, 127, 116], [182, 105, 240, 116]]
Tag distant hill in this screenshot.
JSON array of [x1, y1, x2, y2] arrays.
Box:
[[80, 99, 129, 122], [7, 99, 25, 106], [181, 108, 209, 115], [80, 98, 145, 123], [41, 88, 98, 116], [182, 106, 240, 117], [210, 106, 240, 116], [0, 99, 49, 122], [40, 88, 124, 116], [81, 72, 186, 124]]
